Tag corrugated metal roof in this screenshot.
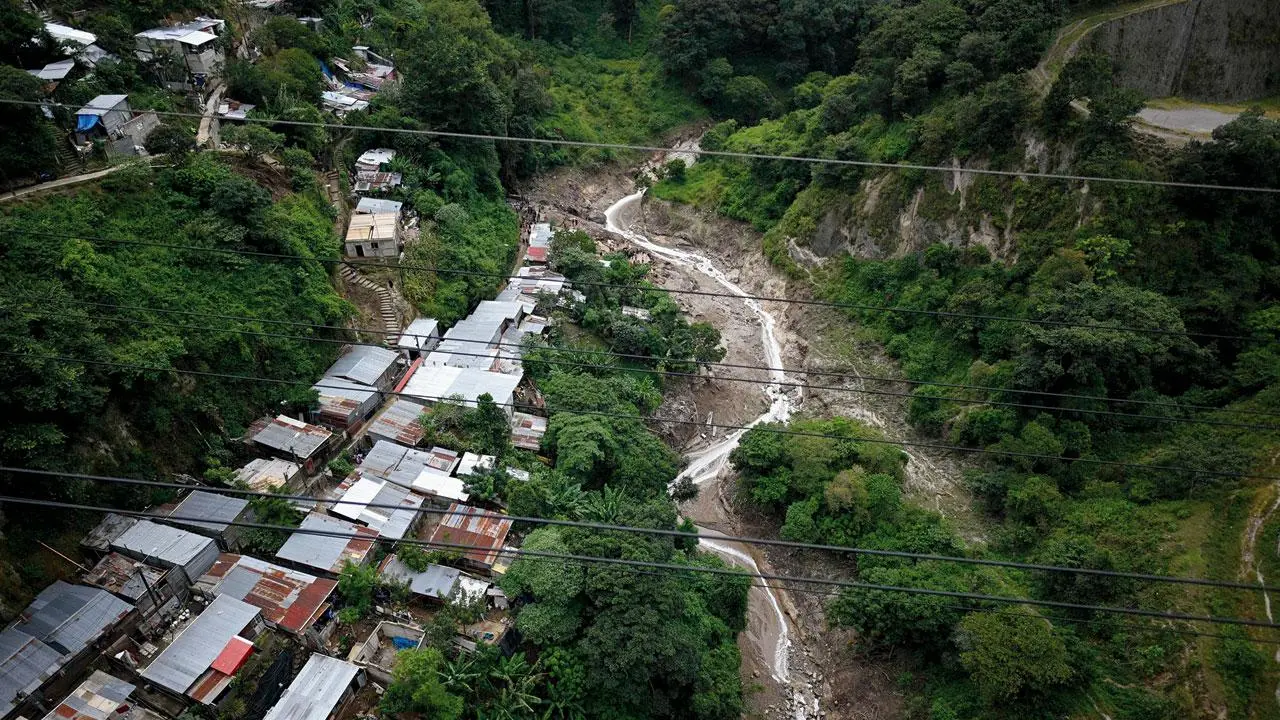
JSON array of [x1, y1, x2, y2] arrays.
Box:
[[210, 636, 254, 675], [17, 581, 132, 656], [529, 223, 553, 247], [510, 412, 547, 451], [41, 670, 134, 720], [396, 318, 439, 351], [313, 377, 380, 423], [0, 629, 63, 717], [357, 440, 458, 488], [82, 553, 168, 603], [378, 555, 458, 599], [263, 653, 360, 720], [365, 399, 427, 446], [199, 554, 336, 634], [428, 504, 512, 569], [456, 453, 495, 477], [325, 345, 399, 388], [401, 365, 520, 408], [140, 595, 260, 695], [344, 213, 398, 243], [275, 514, 377, 575], [167, 491, 250, 534], [330, 477, 422, 541], [410, 470, 468, 503], [234, 458, 301, 492], [81, 513, 139, 552], [355, 197, 403, 215], [76, 94, 127, 116], [111, 520, 219, 579], [251, 415, 332, 460]]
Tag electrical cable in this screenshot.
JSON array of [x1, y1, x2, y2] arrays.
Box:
[[17, 296, 1280, 418], [6, 464, 1276, 593], [0, 493, 1274, 629], [7, 303, 1273, 432], [3, 348, 1275, 482], [0, 226, 1261, 343], [6, 97, 1280, 195]]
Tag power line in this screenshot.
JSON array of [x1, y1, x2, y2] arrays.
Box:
[[0, 227, 1261, 344], [7, 303, 1273, 432], [21, 296, 1280, 418], [1, 494, 1274, 629], [8, 97, 1280, 195], [7, 465, 1276, 593], [4, 349, 1275, 482]]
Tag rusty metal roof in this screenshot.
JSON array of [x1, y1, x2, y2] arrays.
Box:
[[428, 504, 511, 569], [199, 554, 336, 635]]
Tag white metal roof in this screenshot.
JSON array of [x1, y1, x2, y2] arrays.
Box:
[[76, 95, 127, 116], [355, 197, 403, 215], [401, 364, 520, 407], [264, 653, 360, 720], [356, 148, 395, 167], [28, 59, 75, 81], [234, 458, 301, 491], [140, 595, 259, 694], [396, 318, 439, 351], [456, 452, 495, 477], [45, 22, 96, 46], [410, 470, 469, 502]]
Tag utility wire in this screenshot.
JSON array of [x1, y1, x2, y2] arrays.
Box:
[[0, 227, 1261, 343], [24, 297, 1280, 419], [7, 465, 1276, 593], [7, 303, 1273, 432], [4, 349, 1276, 482], [7, 97, 1280, 195], [1, 494, 1274, 629]]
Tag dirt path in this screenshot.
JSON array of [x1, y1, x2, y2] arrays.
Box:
[[1240, 451, 1280, 708]]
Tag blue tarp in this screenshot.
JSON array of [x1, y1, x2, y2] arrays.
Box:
[[75, 114, 99, 132], [318, 59, 334, 81], [391, 636, 417, 651]]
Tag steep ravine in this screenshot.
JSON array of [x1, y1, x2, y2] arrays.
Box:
[[521, 153, 977, 719]]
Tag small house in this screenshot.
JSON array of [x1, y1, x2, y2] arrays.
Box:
[[248, 415, 334, 474], [353, 170, 401, 193], [312, 377, 381, 429], [524, 222, 552, 264], [263, 653, 364, 720], [197, 554, 336, 645], [0, 583, 134, 719], [377, 555, 459, 601], [427, 503, 512, 573], [365, 398, 428, 446], [321, 90, 368, 117], [401, 364, 521, 415], [234, 457, 302, 492], [139, 594, 262, 705], [161, 490, 253, 551], [510, 412, 547, 452], [356, 440, 459, 488], [355, 148, 395, 172], [330, 476, 424, 540], [395, 318, 440, 358], [82, 552, 188, 621], [110, 519, 220, 584], [40, 671, 137, 720], [135, 18, 225, 90], [275, 513, 378, 577], [324, 344, 401, 392], [456, 452, 495, 479], [74, 94, 131, 140], [344, 212, 400, 259]]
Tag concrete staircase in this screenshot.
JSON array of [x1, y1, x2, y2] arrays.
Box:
[[339, 263, 400, 345]]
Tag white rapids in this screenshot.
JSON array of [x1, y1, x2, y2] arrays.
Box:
[[605, 185, 816, 718]]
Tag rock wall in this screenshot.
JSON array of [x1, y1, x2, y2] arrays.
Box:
[[1085, 0, 1280, 103]]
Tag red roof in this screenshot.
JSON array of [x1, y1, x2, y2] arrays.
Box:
[[210, 636, 254, 675], [524, 246, 548, 262]]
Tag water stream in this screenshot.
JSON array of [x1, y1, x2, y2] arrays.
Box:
[[604, 188, 815, 718]]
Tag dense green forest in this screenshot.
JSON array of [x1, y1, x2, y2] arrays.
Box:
[[1, 0, 1278, 717]]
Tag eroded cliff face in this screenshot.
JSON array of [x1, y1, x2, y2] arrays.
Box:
[[1085, 0, 1280, 103]]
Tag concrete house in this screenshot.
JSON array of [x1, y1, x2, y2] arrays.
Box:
[[344, 212, 400, 259], [135, 18, 225, 91], [395, 318, 440, 359]]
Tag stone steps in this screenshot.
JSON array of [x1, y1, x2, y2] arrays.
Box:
[[338, 264, 400, 345]]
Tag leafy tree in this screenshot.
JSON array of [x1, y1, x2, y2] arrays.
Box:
[[144, 123, 196, 158], [222, 124, 286, 161], [956, 610, 1075, 703], [465, 393, 512, 458], [0, 66, 58, 181], [336, 561, 379, 621], [382, 648, 465, 719]]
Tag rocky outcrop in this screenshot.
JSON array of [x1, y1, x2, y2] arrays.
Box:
[[1085, 0, 1280, 103]]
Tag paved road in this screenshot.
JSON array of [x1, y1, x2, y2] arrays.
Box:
[[0, 166, 126, 203]]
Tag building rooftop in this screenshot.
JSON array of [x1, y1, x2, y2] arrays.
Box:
[[510, 412, 547, 451], [365, 398, 427, 446], [377, 555, 459, 600], [358, 440, 458, 488], [355, 197, 403, 215], [140, 595, 260, 699], [234, 458, 301, 492], [110, 520, 219, 578], [82, 553, 168, 604], [135, 18, 222, 45], [165, 490, 250, 535], [276, 513, 378, 575], [82, 513, 139, 552], [41, 670, 134, 720], [353, 170, 400, 191], [344, 212, 399, 244], [325, 345, 399, 387], [355, 148, 395, 168], [46, 22, 96, 46], [410, 469, 469, 503], [428, 504, 512, 569], [313, 377, 379, 420], [76, 94, 128, 116], [529, 223, 553, 247], [198, 554, 336, 635], [28, 59, 76, 82], [263, 653, 361, 720], [396, 318, 440, 351], [331, 477, 423, 540], [250, 415, 333, 460], [401, 364, 521, 408], [456, 452, 495, 478]]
